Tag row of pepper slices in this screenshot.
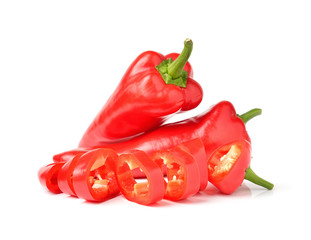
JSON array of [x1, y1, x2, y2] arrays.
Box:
[[38, 39, 274, 205]]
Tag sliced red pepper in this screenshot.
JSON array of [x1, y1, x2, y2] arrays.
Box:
[[57, 153, 84, 196], [208, 140, 274, 194], [92, 101, 273, 193], [179, 138, 208, 191], [115, 150, 164, 205], [208, 141, 250, 194], [151, 147, 200, 201], [38, 163, 64, 194], [72, 148, 120, 202]]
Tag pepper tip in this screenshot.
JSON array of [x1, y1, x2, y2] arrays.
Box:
[[184, 38, 193, 46]]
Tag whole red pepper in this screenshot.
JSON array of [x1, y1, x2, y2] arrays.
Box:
[[83, 101, 273, 193], [78, 39, 203, 147]]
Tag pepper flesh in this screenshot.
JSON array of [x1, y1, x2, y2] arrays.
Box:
[[57, 153, 84, 196], [178, 138, 208, 191], [115, 150, 165, 205], [38, 163, 64, 194], [151, 147, 200, 201], [208, 141, 251, 194], [78, 39, 202, 147], [72, 148, 120, 202]]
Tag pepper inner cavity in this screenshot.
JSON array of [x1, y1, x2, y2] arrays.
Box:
[[125, 161, 149, 196], [154, 157, 185, 196], [90, 159, 116, 193], [208, 143, 242, 178]]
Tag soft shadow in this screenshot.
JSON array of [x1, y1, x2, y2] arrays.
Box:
[[81, 194, 122, 205], [202, 183, 252, 199], [204, 184, 221, 196], [231, 184, 252, 198], [66, 195, 78, 199], [251, 188, 275, 198], [174, 192, 211, 205], [146, 200, 174, 208]]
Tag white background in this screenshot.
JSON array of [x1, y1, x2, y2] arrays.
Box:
[[1, 0, 310, 239]]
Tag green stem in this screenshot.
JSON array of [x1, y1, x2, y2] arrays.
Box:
[[238, 108, 262, 124], [167, 38, 193, 78], [244, 167, 274, 190]]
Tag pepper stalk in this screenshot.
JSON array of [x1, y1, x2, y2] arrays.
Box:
[[155, 38, 193, 88], [238, 108, 274, 190]]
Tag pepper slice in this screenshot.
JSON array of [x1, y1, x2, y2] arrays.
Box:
[[179, 138, 208, 191], [151, 147, 200, 201], [115, 150, 164, 205], [57, 153, 84, 196], [53, 149, 87, 163], [72, 148, 119, 202], [208, 140, 273, 194], [38, 162, 64, 194]]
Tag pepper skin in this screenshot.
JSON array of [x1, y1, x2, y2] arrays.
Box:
[[92, 101, 251, 156], [72, 148, 120, 202], [53, 149, 87, 163], [208, 140, 252, 194], [38, 163, 64, 194], [115, 150, 165, 205], [78, 39, 203, 148], [57, 153, 84, 196], [178, 138, 208, 191]]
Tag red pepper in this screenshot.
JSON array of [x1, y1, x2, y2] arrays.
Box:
[[84, 101, 273, 193], [115, 150, 165, 205], [78, 39, 203, 147], [207, 141, 251, 194], [151, 146, 200, 201], [57, 153, 84, 196], [38, 163, 64, 194], [72, 148, 120, 202], [178, 138, 208, 191]]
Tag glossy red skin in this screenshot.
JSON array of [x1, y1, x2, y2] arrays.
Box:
[[151, 147, 200, 201], [57, 153, 84, 196], [72, 148, 120, 202], [208, 141, 251, 194], [116, 150, 165, 205], [179, 138, 208, 191], [91, 101, 250, 155], [78, 51, 203, 147], [38, 163, 64, 194], [53, 149, 87, 163]]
